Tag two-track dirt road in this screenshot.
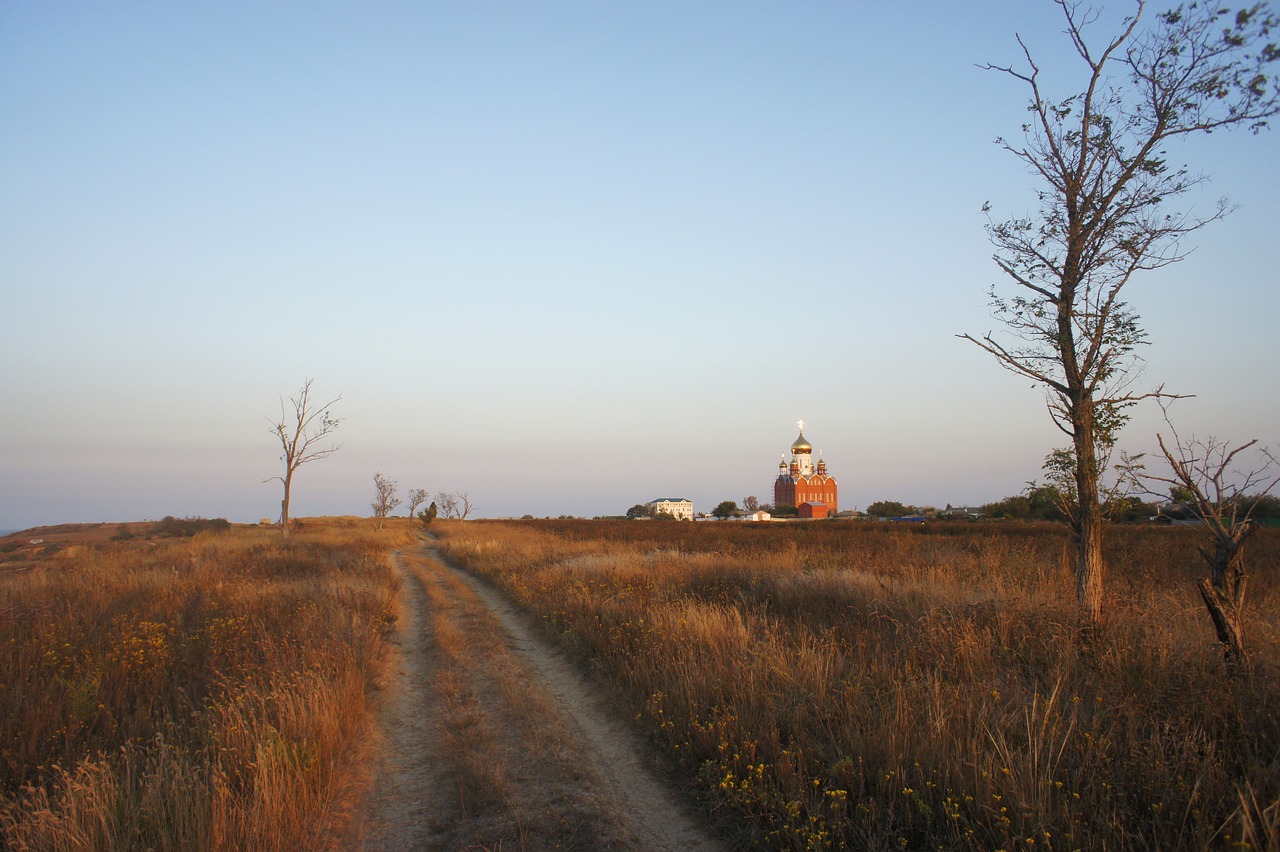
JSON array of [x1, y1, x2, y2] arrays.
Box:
[[350, 539, 724, 851]]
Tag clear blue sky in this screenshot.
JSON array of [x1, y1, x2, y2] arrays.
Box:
[[2, 2, 1277, 527]]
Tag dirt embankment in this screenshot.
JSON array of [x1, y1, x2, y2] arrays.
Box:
[[352, 541, 724, 851]]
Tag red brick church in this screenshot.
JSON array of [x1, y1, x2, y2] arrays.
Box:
[[773, 421, 838, 518]]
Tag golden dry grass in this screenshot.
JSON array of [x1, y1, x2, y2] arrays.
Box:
[[435, 519, 1280, 851], [0, 517, 414, 851]]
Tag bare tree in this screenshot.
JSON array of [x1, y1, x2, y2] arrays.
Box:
[[962, 1, 1279, 628], [435, 491, 460, 520], [406, 488, 428, 519], [457, 492, 475, 520], [371, 472, 401, 529], [1147, 417, 1280, 674], [265, 379, 342, 536]]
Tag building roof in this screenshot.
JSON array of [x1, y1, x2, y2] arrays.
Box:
[[777, 474, 836, 484], [649, 497, 692, 504]]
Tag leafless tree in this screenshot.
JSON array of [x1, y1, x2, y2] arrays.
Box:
[[1147, 416, 1280, 675], [371, 472, 401, 529], [435, 491, 460, 520], [406, 488, 428, 519], [265, 379, 342, 536], [457, 492, 475, 520], [961, 1, 1279, 628]]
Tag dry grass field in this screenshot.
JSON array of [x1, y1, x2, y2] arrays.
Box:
[[435, 519, 1280, 851], [4, 516, 1277, 850], [0, 518, 411, 850]]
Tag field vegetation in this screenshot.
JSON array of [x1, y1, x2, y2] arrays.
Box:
[[0, 518, 410, 850], [436, 519, 1280, 850]]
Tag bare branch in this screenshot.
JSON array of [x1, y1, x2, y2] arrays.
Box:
[[964, 0, 1278, 627], [406, 488, 429, 518], [265, 379, 342, 534], [371, 472, 401, 529], [435, 491, 461, 520]]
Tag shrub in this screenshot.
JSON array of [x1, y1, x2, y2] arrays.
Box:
[[153, 516, 231, 538]]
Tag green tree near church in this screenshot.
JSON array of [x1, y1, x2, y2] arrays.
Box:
[[712, 501, 739, 520]]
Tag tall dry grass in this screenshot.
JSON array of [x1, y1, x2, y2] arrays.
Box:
[[435, 519, 1280, 850], [0, 518, 412, 851]]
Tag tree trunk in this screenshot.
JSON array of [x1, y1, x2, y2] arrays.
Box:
[[281, 470, 293, 538], [1199, 537, 1250, 675], [1197, 576, 1248, 675], [1071, 393, 1105, 632], [1076, 502, 1105, 626]]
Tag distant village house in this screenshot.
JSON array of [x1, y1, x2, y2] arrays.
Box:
[[648, 498, 694, 521]]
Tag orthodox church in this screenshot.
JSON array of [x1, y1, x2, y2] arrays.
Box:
[[773, 421, 839, 519]]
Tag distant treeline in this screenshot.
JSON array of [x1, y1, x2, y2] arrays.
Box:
[[153, 516, 230, 537]]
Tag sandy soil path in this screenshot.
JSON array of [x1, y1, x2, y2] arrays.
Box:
[[352, 540, 724, 851]]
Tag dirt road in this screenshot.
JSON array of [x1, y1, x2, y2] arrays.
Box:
[[352, 540, 724, 851]]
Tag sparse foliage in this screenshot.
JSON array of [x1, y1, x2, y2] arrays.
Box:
[[435, 492, 460, 520], [264, 379, 342, 536], [962, 1, 1279, 626], [743, 496, 760, 513], [1035, 445, 1146, 523], [406, 488, 429, 519], [371, 472, 401, 529]]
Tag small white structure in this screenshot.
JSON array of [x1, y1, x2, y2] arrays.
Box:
[[648, 497, 694, 521], [747, 510, 772, 522]]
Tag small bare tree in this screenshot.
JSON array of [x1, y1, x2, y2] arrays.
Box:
[[435, 491, 460, 520], [1148, 419, 1279, 675], [406, 488, 428, 519], [265, 379, 342, 536], [371, 472, 401, 529], [457, 492, 475, 520]]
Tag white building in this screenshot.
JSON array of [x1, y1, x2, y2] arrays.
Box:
[[648, 497, 694, 521]]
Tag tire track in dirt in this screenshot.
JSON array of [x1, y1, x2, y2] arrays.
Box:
[[354, 547, 450, 850], [355, 540, 724, 851]]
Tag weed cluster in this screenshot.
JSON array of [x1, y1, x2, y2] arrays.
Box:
[[436, 520, 1280, 850]]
